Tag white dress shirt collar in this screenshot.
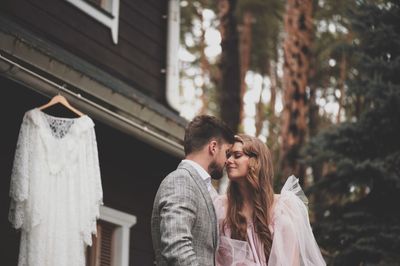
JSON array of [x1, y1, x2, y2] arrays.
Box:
[[182, 159, 212, 191]]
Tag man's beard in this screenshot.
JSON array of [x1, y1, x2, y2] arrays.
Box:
[[209, 160, 224, 180]]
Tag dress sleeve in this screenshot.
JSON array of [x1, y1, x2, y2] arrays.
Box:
[[269, 176, 326, 266], [81, 127, 103, 246], [9, 113, 32, 229]]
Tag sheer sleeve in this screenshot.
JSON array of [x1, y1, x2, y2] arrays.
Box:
[[269, 175, 326, 266], [80, 127, 103, 246], [9, 113, 32, 229]]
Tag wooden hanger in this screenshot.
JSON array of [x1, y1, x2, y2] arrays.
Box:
[[38, 93, 84, 117]]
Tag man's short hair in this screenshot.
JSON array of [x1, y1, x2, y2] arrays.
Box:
[[184, 115, 235, 155]]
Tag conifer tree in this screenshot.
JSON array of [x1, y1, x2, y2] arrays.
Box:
[[307, 1, 400, 264]]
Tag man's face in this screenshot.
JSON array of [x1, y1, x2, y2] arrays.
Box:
[[209, 142, 232, 180]]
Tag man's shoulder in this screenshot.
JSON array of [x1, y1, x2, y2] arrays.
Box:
[[165, 166, 191, 180], [159, 167, 194, 188], [155, 167, 202, 204]]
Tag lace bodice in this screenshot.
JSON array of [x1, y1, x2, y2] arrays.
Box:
[[43, 114, 75, 139], [9, 108, 103, 266]]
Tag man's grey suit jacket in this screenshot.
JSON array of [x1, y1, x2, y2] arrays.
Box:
[[151, 161, 218, 266]]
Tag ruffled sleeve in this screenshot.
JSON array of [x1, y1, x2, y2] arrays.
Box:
[[80, 124, 103, 246], [269, 175, 325, 266], [9, 112, 32, 229]]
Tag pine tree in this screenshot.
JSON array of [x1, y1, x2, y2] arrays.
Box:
[[280, 0, 314, 183], [307, 1, 400, 264], [218, 0, 241, 132]]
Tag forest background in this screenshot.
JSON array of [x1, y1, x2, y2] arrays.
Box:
[[177, 0, 400, 264]]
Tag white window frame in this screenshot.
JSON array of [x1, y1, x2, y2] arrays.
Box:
[[65, 0, 120, 44], [99, 205, 137, 266]]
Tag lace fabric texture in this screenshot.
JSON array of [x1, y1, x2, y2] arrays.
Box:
[[9, 108, 103, 266], [214, 175, 326, 266]]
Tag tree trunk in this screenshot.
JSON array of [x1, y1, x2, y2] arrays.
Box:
[[255, 88, 264, 137], [336, 52, 347, 123], [280, 0, 313, 184], [198, 6, 210, 115], [218, 0, 241, 132], [239, 11, 253, 126], [268, 60, 277, 142]]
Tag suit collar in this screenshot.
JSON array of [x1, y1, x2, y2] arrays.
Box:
[[178, 161, 209, 195], [181, 159, 210, 183]]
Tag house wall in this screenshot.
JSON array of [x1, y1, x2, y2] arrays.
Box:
[[1, 0, 168, 102]]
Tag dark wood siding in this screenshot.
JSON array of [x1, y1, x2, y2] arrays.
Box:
[[1, 0, 168, 102]]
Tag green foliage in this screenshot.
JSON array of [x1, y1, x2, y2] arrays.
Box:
[[306, 1, 400, 264]]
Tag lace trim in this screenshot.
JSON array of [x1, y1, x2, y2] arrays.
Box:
[[44, 116, 74, 139]]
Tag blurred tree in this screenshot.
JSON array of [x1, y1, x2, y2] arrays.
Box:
[[241, 0, 283, 174], [217, 0, 241, 132], [237, 0, 283, 139], [307, 1, 400, 264], [180, 0, 220, 116], [307, 0, 356, 182], [280, 0, 314, 183], [238, 10, 253, 126]]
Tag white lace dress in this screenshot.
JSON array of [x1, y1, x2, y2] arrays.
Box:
[[9, 108, 103, 266]]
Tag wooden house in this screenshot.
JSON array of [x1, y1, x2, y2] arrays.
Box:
[[0, 0, 184, 265]]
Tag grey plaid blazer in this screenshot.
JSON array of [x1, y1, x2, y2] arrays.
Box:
[[151, 161, 218, 266]]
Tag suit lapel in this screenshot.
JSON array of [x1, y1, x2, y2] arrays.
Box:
[[178, 162, 218, 248]]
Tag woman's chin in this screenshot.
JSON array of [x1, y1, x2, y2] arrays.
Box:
[[227, 174, 241, 182]]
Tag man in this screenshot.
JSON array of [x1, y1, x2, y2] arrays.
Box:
[[151, 115, 234, 265]]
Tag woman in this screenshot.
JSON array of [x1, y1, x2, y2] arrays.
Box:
[[214, 134, 325, 266]]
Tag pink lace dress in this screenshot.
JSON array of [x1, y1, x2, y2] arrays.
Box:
[[214, 176, 326, 266]]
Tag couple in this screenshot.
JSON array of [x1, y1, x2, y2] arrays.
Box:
[[151, 115, 325, 266]]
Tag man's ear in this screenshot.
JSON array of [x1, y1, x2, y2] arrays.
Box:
[[208, 140, 218, 155]]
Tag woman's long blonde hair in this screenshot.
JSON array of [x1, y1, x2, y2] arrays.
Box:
[[223, 134, 274, 259]]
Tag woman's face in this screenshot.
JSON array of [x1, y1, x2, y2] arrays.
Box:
[[226, 142, 250, 182]]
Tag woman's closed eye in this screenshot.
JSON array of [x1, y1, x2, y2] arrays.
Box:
[[227, 151, 245, 159]]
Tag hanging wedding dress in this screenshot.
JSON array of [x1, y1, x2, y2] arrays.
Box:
[[9, 108, 103, 266]]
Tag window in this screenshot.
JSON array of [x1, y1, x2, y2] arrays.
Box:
[[65, 0, 120, 44], [87, 206, 137, 266], [85, 0, 113, 14]]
